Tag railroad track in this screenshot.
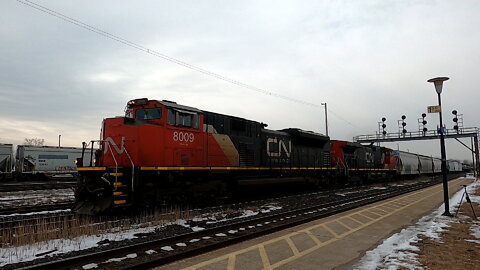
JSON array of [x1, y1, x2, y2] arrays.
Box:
[[17, 177, 451, 270], [0, 181, 76, 192], [0, 202, 73, 216]]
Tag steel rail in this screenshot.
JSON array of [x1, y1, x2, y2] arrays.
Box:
[[0, 202, 73, 216], [0, 182, 76, 192]]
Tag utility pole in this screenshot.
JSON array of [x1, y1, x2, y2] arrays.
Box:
[[321, 103, 329, 137]]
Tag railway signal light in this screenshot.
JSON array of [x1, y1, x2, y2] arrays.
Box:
[[379, 117, 387, 136], [419, 113, 428, 135], [452, 110, 459, 131], [399, 115, 407, 134]]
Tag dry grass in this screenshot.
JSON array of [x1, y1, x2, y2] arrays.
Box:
[[0, 206, 192, 249]]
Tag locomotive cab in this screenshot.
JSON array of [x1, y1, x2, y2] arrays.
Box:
[[76, 98, 207, 214]]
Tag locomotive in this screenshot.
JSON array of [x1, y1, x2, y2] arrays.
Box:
[[74, 98, 449, 214]]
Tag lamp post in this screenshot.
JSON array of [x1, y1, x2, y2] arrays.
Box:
[[427, 76, 451, 216], [321, 103, 329, 137]]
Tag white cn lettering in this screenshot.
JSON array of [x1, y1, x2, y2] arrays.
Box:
[[104, 137, 125, 154], [267, 137, 291, 158]]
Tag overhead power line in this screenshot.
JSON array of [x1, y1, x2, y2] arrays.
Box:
[[17, 0, 367, 132]]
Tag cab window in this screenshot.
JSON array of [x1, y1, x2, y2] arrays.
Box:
[[136, 108, 162, 120], [168, 109, 199, 129], [168, 109, 175, 125], [125, 109, 133, 118]]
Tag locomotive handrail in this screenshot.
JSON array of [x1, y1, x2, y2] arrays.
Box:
[[103, 140, 119, 185], [122, 145, 135, 192]]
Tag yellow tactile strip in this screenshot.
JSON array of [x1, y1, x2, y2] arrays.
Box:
[[182, 179, 463, 270]]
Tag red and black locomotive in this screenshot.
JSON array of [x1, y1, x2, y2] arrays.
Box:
[[75, 98, 396, 214]]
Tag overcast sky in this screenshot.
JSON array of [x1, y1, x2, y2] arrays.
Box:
[[1, 0, 479, 161]]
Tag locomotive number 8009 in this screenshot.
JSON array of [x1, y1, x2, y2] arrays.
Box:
[[173, 131, 195, 143]]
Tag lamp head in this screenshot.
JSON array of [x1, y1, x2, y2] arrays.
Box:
[[427, 77, 449, 94]]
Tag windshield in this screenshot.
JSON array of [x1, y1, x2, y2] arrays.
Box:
[[136, 108, 162, 120]]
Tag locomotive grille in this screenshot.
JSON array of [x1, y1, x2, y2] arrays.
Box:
[[239, 143, 254, 167], [322, 152, 331, 167]]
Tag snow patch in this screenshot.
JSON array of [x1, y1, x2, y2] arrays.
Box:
[[470, 223, 480, 239], [161, 246, 174, 251], [82, 263, 98, 269], [105, 253, 137, 263], [191, 226, 204, 232]]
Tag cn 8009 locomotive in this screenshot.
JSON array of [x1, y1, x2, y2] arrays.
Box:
[[75, 98, 395, 214]]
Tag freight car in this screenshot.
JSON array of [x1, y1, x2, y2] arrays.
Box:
[[75, 98, 396, 214], [394, 150, 459, 175], [447, 160, 463, 172], [15, 145, 92, 180], [0, 143, 13, 180]]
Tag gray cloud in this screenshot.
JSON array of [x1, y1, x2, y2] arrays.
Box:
[[1, 0, 479, 160]]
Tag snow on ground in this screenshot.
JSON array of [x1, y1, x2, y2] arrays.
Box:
[[105, 253, 137, 263], [352, 177, 480, 270], [0, 202, 283, 267], [0, 189, 74, 208], [190, 203, 282, 225], [0, 222, 157, 267], [0, 209, 71, 218]]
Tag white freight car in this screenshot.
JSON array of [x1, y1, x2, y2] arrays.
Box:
[[0, 143, 13, 178], [418, 155, 434, 174], [447, 160, 462, 172], [432, 157, 442, 173], [15, 145, 92, 179], [396, 151, 419, 175]]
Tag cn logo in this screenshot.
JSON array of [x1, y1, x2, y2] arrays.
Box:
[[267, 137, 291, 158], [104, 137, 125, 154]]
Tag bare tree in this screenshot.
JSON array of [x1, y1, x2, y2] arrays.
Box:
[[24, 138, 45, 146]]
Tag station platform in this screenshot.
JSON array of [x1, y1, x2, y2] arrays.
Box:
[[157, 177, 472, 270]]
